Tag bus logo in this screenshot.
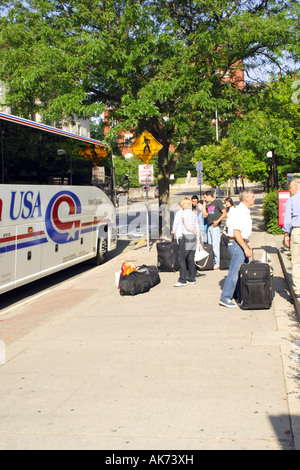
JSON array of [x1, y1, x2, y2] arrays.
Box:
[[45, 191, 82, 244]]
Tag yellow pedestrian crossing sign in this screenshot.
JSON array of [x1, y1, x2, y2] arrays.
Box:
[[130, 130, 163, 163]]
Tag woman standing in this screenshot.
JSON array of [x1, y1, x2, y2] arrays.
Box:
[[174, 197, 199, 287], [224, 197, 235, 236]]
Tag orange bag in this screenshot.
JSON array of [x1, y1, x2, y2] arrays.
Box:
[[120, 263, 137, 277]]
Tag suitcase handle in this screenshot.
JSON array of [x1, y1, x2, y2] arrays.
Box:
[[251, 248, 268, 262]]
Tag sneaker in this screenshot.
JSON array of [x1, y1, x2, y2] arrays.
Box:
[[187, 280, 196, 285], [214, 264, 220, 270], [174, 281, 187, 287], [219, 299, 236, 308]]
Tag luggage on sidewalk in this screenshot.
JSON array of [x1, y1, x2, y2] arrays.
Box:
[[119, 265, 160, 296], [136, 265, 161, 288], [239, 250, 274, 309], [156, 239, 179, 272], [220, 233, 231, 270], [195, 243, 214, 271]]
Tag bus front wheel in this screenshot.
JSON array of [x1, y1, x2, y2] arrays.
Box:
[[94, 236, 107, 265]]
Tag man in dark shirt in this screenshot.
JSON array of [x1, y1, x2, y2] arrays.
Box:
[[203, 191, 227, 269]]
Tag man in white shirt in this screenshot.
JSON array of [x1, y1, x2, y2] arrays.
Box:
[[283, 179, 300, 298], [219, 190, 255, 308]]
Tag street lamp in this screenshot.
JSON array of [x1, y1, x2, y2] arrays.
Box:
[[266, 149, 278, 191], [215, 109, 220, 199]]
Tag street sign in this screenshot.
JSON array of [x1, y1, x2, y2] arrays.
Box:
[[139, 164, 154, 186], [130, 130, 163, 164], [92, 166, 105, 183], [138, 164, 154, 253], [79, 144, 109, 165], [196, 161, 203, 170], [197, 173, 203, 185]]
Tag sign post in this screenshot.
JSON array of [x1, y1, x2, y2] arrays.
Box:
[[139, 164, 154, 252], [130, 130, 163, 250], [196, 161, 203, 198]]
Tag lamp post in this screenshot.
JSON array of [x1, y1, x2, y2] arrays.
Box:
[[267, 149, 278, 191], [215, 109, 221, 199]]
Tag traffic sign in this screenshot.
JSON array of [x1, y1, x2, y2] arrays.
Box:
[[139, 164, 154, 186], [197, 173, 203, 185], [79, 144, 109, 165], [130, 130, 163, 164], [92, 166, 105, 183]]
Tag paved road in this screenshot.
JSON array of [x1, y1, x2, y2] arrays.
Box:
[[0, 188, 299, 451]]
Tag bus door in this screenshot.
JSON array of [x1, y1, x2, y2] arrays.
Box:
[[15, 221, 44, 286], [0, 224, 16, 292]]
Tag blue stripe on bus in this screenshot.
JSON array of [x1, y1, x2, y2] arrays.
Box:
[[0, 238, 48, 253], [80, 226, 98, 234]]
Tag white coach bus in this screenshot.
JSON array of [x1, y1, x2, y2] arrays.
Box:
[[0, 113, 117, 295]]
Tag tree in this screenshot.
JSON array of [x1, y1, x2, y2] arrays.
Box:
[[0, 0, 298, 218], [228, 74, 300, 187], [192, 138, 244, 188]]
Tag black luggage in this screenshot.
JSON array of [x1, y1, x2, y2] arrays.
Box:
[[196, 243, 214, 271], [220, 233, 231, 270], [157, 239, 179, 272], [136, 265, 161, 288], [119, 265, 160, 296], [239, 254, 273, 309]]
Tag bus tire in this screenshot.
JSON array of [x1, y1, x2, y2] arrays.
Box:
[[94, 236, 107, 265]]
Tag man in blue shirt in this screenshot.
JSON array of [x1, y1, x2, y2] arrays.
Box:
[[283, 179, 300, 298]]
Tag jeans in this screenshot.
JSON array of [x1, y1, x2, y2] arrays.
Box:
[[200, 230, 207, 245], [207, 224, 220, 266], [220, 240, 247, 303], [178, 234, 197, 283]]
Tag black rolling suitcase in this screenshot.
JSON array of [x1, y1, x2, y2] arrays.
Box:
[[157, 239, 179, 272], [239, 251, 273, 309], [220, 233, 231, 270], [195, 243, 214, 271]]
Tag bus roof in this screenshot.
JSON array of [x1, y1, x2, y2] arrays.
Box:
[[0, 111, 109, 148]]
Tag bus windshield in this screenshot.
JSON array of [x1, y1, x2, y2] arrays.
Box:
[[0, 112, 112, 191]]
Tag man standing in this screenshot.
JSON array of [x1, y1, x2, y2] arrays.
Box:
[[283, 179, 300, 299], [219, 190, 255, 308], [203, 191, 227, 269], [191, 195, 199, 213]]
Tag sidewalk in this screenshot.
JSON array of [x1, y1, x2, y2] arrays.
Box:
[[0, 194, 299, 450]]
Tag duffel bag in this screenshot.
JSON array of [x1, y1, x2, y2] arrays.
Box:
[[136, 265, 161, 288], [119, 265, 160, 296]]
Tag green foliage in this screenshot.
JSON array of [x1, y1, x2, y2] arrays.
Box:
[[113, 154, 140, 188], [191, 138, 243, 187], [263, 190, 283, 234], [228, 74, 300, 185]]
